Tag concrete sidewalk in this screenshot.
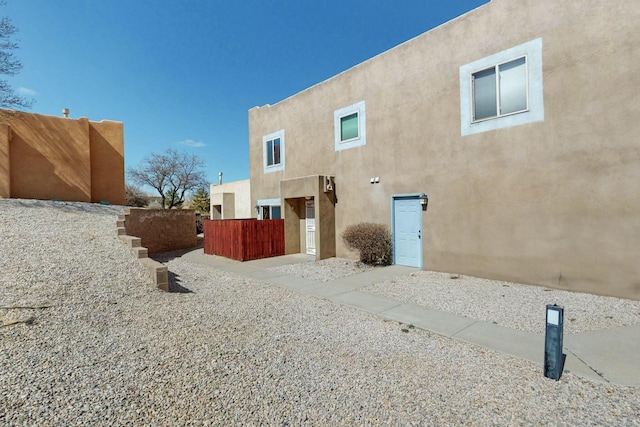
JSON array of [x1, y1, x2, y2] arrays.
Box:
[[179, 249, 640, 386]]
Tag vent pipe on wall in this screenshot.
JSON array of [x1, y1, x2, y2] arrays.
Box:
[[218, 172, 223, 185]]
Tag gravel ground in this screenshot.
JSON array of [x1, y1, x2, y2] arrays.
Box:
[[268, 258, 374, 282], [363, 271, 640, 335], [1, 199, 640, 426], [271, 258, 640, 335]]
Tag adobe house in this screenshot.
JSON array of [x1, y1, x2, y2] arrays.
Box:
[[209, 178, 252, 220], [248, 0, 640, 299], [0, 111, 125, 204]]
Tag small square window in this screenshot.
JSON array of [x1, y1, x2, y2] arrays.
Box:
[[334, 101, 366, 151], [340, 112, 359, 142]]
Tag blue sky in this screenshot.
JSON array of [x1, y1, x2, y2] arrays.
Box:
[[5, 0, 487, 188]]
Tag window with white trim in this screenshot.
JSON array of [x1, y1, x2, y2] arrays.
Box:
[[257, 198, 281, 220], [472, 56, 528, 122], [260, 205, 281, 220], [334, 101, 366, 151], [266, 137, 281, 166], [460, 38, 544, 136], [262, 130, 285, 173], [340, 112, 359, 142]]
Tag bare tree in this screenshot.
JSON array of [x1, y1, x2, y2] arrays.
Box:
[[124, 184, 150, 207], [0, 6, 33, 121], [128, 149, 207, 209]]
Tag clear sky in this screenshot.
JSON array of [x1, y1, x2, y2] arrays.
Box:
[[5, 0, 488, 188]]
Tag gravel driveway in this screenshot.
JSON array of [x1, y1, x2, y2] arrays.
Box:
[[1, 199, 639, 426]]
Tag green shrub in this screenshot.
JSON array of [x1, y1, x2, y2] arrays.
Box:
[[342, 222, 392, 266]]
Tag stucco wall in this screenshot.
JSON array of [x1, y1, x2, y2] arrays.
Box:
[[0, 124, 10, 198], [248, 0, 640, 299], [209, 179, 251, 219], [89, 120, 125, 204], [123, 208, 197, 254], [0, 111, 124, 204]]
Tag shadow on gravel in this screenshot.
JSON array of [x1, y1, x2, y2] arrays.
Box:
[[5, 199, 124, 215], [150, 243, 203, 264], [168, 271, 193, 293]]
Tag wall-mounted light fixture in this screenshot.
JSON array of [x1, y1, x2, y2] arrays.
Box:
[[255, 204, 260, 213], [419, 193, 429, 210]]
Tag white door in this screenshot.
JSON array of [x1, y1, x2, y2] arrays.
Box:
[[393, 197, 422, 268], [305, 200, 316, 255]]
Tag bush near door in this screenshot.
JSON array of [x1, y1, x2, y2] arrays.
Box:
[[342, 223, 392, 266]]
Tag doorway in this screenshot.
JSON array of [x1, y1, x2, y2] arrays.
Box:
[[305, 199, 316, 255], [392, 196, 422, 268]]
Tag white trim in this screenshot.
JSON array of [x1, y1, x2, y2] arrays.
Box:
[[334, 100, 366, 151], [257, 198, 280, 206], [262, 129, 285, 173], [460, 38, 544, 136]]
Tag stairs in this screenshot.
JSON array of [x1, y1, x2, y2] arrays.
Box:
[[117, 212, 169, 291]]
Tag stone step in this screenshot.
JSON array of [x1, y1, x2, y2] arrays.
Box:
[[118, 235, 141, 248], [116, 227, 126, 236], [131, 246, 148, 259], [139, 258, 169, 291], [116, 219, 125, 228]]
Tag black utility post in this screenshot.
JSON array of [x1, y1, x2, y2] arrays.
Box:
[[544, 304, 566, 380]]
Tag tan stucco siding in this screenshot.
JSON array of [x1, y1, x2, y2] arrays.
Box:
[[249, 0, 640, 299], [90, 120, 125, 205], [0, 124, 10, 198], [0, 111, 125, 204], [9, 113, 93, 201], [209, 179, 251, 219]]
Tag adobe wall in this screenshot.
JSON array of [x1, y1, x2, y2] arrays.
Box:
[[248, 0, 640, 299], [123, 208, 197, 254], [0, 124, 10, 198], [8, 113, 92, 201], [0, 111, 124, 204], [90, 120, 125, 205]]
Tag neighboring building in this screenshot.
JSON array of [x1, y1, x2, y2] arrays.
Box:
[[248, 0, 640, 299], [0, 111, 125, 204], [210, 179, 252, 219]]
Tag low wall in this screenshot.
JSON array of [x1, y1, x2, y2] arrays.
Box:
[[124, 208, 197, 254], [204, 219, 284, 261]]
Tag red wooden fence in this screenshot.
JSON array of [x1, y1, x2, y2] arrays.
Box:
[[203, 219, 285, 261]]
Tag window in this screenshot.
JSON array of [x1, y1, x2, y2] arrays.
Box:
[[260, 205, 281, 220], [472, 57, 527, 121], [460, 38, 544, 136], [262, 130, 285, 173], [340, 112, 359, 142], [266, 137, 281, 166], [257, 198, 281, 220], [334, 101, 366, 151]]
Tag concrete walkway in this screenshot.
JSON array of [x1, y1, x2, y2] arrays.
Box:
[[179, 249, 640, 387]]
